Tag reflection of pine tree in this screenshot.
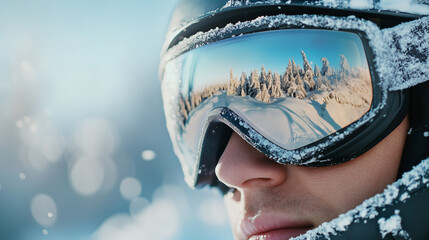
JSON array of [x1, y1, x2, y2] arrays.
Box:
[[281, 59, 293, 90], [249, 69, 260, 98], [261, 83, 270, 103], [179, 98, 188, 120], [314, 65, 325, 90], [301, 51, 316, 91], [321, 57, 332, 77], [266, 70, 273, 95], [227, 68, 239, 95], [185, 97, 192, 113], [272, 73, 284, 98], [259, 65, 267, 88], [238, 72, 249, 96], [314, 65, 321, 78], [340, 55, 351, 78], [191, 92, 202, 108], [294, 71, 307, 99], [254, 88, 262, 101], [177, 51, 371, 125]]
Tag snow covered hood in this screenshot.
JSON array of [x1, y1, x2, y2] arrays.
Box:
[[293, 157, 429, 239]]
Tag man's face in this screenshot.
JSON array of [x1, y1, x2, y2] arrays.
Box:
[[215, 116, 409, 240]]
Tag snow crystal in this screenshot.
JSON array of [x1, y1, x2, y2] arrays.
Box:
[[399, 192, 410, 201], [378, 210, 409, 239], [334, 215, 353, 231]]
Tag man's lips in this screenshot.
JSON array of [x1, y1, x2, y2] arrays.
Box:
[[241, 213, 314, 240], [248, 227, 313, 240]]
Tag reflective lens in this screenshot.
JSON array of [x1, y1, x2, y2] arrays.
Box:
[[162, 29, 373, 183]]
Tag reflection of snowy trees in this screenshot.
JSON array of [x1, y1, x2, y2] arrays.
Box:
[[179, 51, 371, 122]]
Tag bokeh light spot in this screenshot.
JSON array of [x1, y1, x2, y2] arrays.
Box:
[[16, 120, 23, 128], [30, 124, 38, 133], [119, 177, 142, 200], [30, 194, 57, 227], [19, 173, 26, 180], [70, 158, 105, 196], [141, 150, 156, 161], [42, 229, 48, 235]]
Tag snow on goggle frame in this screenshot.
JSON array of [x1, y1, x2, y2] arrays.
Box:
[[161, 15, 428, 188]]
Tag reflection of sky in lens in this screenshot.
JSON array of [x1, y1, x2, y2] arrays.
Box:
[[184, 29, 368, 93]]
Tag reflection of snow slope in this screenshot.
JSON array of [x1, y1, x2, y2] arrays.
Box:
[[310, 76, 372, 127], [183, 74, 371, 151], [228, 95, 339, 150]]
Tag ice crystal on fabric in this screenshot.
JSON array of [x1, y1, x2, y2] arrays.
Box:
[[399, 192, 410, 201], [378, 210, 409, 239], [384, 17, 429, 91]]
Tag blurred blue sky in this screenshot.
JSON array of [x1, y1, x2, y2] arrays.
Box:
[[0, 1, 232, 239]]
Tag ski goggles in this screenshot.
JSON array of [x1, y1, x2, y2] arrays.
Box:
[[160, 14, 428, 188]]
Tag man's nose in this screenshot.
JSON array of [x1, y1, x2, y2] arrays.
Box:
[[215, 132, 287, 190]]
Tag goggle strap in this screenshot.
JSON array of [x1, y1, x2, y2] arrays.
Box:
[[384, 16, 429, 91]]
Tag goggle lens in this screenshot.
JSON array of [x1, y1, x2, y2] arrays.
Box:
[[162, 29, 373, 184]]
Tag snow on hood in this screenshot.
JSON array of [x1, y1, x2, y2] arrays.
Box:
[[292, 157, 429, 239], [222, 0, 429, 15]]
